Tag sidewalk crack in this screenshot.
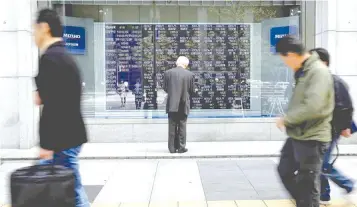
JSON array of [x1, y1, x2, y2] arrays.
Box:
[[148, 160, 159, 206]]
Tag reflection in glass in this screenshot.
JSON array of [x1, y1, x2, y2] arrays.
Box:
[[52, 1, 303, 119]]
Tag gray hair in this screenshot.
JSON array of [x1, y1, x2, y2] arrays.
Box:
[[176, 56, 189, 68]]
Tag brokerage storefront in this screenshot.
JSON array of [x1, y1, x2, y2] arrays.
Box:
[[54, 1, 304, 119], [1, 0, 355, 148]]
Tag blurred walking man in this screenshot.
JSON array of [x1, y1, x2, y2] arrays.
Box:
[[275, 36, 334, 207], [163, 56, 195, 153], [34, 9, 89, 207], [310, 48, 355, 205]]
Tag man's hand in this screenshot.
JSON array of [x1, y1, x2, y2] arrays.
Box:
[[276, 117, 285, 132], [34, 91, 42, 106], [341, 128, 352, 138], [39, 148, 53, 159]]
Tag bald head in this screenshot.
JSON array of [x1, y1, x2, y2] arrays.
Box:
[[176, 56, 189, 69]]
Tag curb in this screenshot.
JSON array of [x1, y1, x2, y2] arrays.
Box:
[[1, 152, 356, 161]]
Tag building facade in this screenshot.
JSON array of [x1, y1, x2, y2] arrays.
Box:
[[0, 0, 356, 149]]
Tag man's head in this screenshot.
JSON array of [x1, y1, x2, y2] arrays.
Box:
[[309, 48, 330, 67], [34, 9, 63, 48], [176, 56, 189, 69], [276, 35, 308, 70]]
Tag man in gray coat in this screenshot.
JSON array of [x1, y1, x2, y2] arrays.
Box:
[[163, 56, 195, 153]]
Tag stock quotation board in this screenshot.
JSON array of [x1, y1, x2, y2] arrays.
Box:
[[105, 24, 251, 111]]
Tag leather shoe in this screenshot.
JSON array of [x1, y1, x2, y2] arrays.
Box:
[[169, 149, 177, 153], [178, 148, 188, 153]]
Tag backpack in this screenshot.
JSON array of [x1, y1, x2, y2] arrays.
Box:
[[331, 75, 354, 134]]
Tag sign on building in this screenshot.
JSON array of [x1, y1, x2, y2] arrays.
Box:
[[270, 25, 298, 53], [63, 26, 86, 55]]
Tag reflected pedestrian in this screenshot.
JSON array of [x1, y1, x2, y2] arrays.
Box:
[[133, 79, 143, 110], [275, 36, 334, 207], [117, 80, 127, 107], [33, 9, 89, 207], [310, 48, 355, 205]]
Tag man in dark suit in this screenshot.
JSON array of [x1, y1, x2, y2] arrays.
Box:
[[33, 9, 89, 207], [163, 56, 195, 153]]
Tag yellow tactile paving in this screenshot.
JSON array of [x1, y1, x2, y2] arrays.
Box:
[[327, 199, 357, 207], [149, 202, 177, 207], [235, 200, 267, 207], [264, 199, 295, 207], [178, 201, 207, 207], [207, 200, 237, 207]]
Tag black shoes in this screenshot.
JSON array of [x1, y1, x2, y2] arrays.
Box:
[[177, 148, 188, 153], [169, 148, 188, 154]]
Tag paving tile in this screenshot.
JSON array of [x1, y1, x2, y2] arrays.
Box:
[[94, 160, 158, 203], [198, 161, 256, 201], [207, 200, 237, 207], [249, 182, 285, 191], [198, 161, 244, 175], [150, 160, 205, 202], [235, 200, 267, 207], [79, 160, 119, 185], [84, 185, 104, 202], [205, 190, 259, 201], [264, 200, 295, 207], [201, 174, 250, 185], [256, 190, 291, 200], [328, 199, 357, 207], [242, 170, 280, 180], [178, 201, 207, 207], [148, 202, 177, 207], [236, 159, 277, 170], [203, 182, 256, 192]]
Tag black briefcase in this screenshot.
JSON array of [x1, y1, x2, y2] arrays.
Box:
[[10, 164, 76, 207]]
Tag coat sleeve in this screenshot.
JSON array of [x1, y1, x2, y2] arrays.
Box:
[[284, 69, 333, 126], [35, 55, 59, 105], [36, 55, 60, 150]]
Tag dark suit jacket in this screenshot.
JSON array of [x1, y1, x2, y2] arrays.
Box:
[[163, 66, 195, 115], [35, 41, 87, 152]]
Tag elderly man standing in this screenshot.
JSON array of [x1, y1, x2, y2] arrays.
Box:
[[163, 56, 195, 153]]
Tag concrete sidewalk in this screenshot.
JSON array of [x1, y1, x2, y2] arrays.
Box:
[[2, 141, 357, 160], [1, 158, 356, 206]]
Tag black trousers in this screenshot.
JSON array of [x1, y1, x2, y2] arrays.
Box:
[[168, 112, 187, 152], [277, 138, 328, 207]]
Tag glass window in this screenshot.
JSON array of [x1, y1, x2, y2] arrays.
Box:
[[50, 1, 307, 119]]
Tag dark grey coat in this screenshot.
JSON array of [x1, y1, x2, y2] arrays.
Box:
[[163, 66, 195, 115]]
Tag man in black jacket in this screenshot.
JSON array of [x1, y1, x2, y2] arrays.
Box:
[[34, 9, 89, 207], [310, 48, 355, 205], [163, 56, 195, 153]]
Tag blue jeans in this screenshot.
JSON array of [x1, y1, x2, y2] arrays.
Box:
[[320, 136, 354, 201], [39, 145, 90, 207]]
